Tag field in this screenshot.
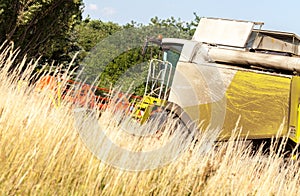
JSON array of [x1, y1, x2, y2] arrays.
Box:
[[0, 44, 300, 195]]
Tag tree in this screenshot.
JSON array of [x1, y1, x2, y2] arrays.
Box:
[[77, 20, 189, 94], [74, 14, 202, 95], [149, 13, 200, 37], [0, 0, 83, 67], [74, 18, 122, 52]]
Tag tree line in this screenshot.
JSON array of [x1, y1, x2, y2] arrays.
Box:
[[0, 1, 201, 93]]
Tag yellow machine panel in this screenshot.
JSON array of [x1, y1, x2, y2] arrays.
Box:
[[131, 96, 166, 124], [289, 76, 300, 143], [221, 70, 290, 139], [169, 62, 292, 140]]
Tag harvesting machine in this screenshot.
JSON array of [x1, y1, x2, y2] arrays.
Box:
[[133, 17, 300, 148], [37, 17, 300, 150]]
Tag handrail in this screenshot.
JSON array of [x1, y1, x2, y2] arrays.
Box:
[[145, 59, 173, 100]]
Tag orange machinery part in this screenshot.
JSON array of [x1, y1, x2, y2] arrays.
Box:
[[35, 75, 57, 92], [35, 75, 142, 111]]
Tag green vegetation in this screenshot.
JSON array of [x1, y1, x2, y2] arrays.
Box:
[[0, 0, 83, 67], [0, 2, 200, 92], [74, 14, 200, 93]]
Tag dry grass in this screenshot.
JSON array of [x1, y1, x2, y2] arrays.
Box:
[[0, 44, 300, 195]]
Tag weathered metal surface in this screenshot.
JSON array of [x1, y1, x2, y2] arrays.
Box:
[[169, 62, 290, 140], [252, 34, 296, 54], [193, 17, 255, 47], [208, 47, 300, 72], [250, 29, 300, 56]]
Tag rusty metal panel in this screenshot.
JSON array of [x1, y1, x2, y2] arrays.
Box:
[[253, 34, 296, 54], [193, 17, 254, 47]]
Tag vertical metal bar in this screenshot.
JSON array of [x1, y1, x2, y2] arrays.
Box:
[[164, 62, 172, 100], [158, 61, 165, 99], [144, 60, 153, 96], [151, 60, 156, 92]]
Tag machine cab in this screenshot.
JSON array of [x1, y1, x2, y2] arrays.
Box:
[[144, 38, 200, 101], [132, 38, 190, 122]]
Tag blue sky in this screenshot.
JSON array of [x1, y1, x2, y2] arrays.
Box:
[[83, 0, 300, 34]]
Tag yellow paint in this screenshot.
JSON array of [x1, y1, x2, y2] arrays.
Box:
[[183, 69, 291, 140], [223, 71, 290, 139], [289, 76, 300, 143], [131, 96, 166, 124]]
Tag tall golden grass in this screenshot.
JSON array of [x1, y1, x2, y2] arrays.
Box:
[[0, 43, 300, 195]]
